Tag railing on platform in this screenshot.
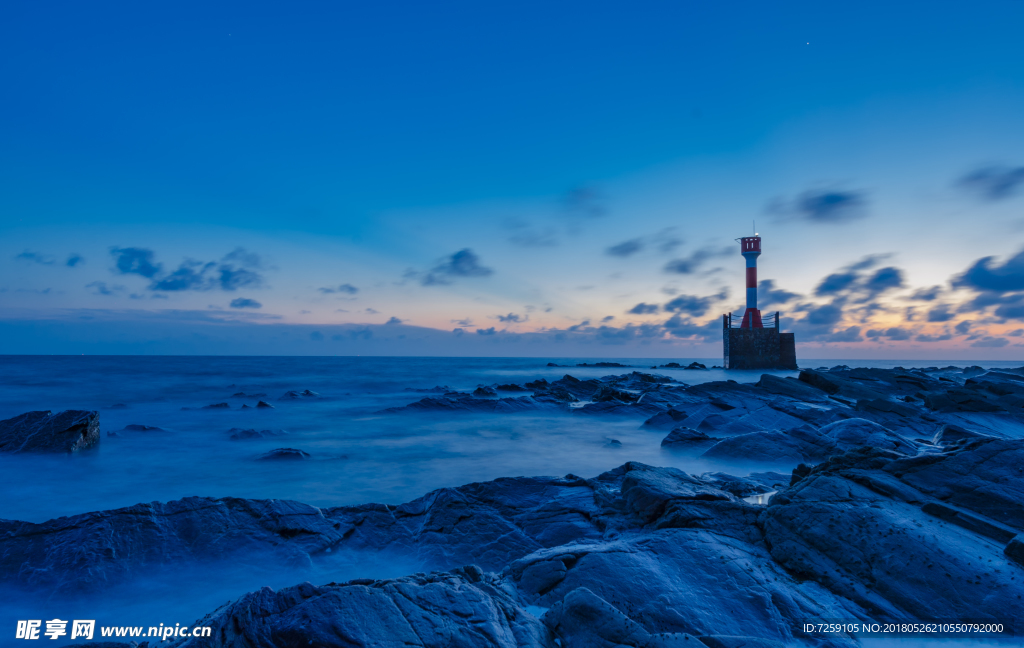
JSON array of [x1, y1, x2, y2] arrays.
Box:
[[724, 311, 780, 329]]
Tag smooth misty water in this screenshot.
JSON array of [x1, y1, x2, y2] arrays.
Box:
[[0, 355, 805, 524], [2, 355, 1021, 642], [6, 355, 1017, 524]]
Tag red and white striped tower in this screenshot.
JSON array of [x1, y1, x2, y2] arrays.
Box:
[[739, 235, 762, 328]]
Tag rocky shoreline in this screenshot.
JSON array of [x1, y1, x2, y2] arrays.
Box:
[[1, 365, 1023, 646]]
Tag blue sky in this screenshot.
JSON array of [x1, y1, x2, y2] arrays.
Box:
[[2, 1, 1024, 357]]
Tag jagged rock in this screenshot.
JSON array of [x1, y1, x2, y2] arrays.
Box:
[[573, 400, 665, 417], [404, 386, 451, 393], [525, 379, 549, 389], [474, 386, 498, 397], [762, 441, 1024, 624], [122, 424, 164, 432], [884, 438, 1024, 529], [281, 389, 319, 399], [202, 402, 230, 409], [604, 439, 622, 448], [698, 472, 773, 498], [550, 375, 603, 400], [257, 448, 310, 460], [819, 417, 918, 455], [615, 463, 734, 523], [642, 408, 688, 430], [592, 385, 638, 403], [702, 418, 917, 464], [383, 394, 555, 414], [170, 567, 554, 648], [932, 423, 987, 446], [496, 384, 528, 392], [660, 426, 719, 449], [790, 463, 812, 485], [229, 428, 288, 440], [509, 529, 859, 644], [0, 410, 100, 454], [922, 389, 1003, 413], [542, 587, 699, 648], [231, 392, 267, 398], [0, 471, 611, 597], [798, 369, 840, 394], [6, 442, 1021, 646], [0, 497, 350, 594], [756, 374, 830, 402], [256, 400, 275, 409], [1006, 534, 1024, 567]]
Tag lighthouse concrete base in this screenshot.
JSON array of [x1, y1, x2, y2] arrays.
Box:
[[724, 327, 797, 370]]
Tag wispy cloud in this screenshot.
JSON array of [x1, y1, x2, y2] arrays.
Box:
[[757, 279, 800, 308], [15, 251, 55, 265], [663, 245, 733, 275], [953, 247, 1024, 293], [504, 218, 559, 248], [418, 249, 494, 286], [627, 303, 659, 315], [110, 247, 266, 292], [230, 298, 262, 309], [768, 188, 869, 223], [318, 283, 359, 294], [111, 247, 162, 278], [563, 186, 607, 219], [606, 239, 645, 258], [663, 289, 728, 317], [85, 281, 123, 296], [957, 165, 1024, 202]]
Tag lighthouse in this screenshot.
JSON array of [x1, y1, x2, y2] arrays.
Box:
[[739, 235, 762, 328], [722, 232, 797, 369]]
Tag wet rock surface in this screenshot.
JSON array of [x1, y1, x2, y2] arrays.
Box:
[[377, 365, 1024, 446], [171, 567, 553, 648], [0, 410, 100, 454], [257, 448, 310, 460], [4, 364, 1024, 646], [122, 424, 165, 432], [5, 437, 1022, 645], [229, 428, 288, 440]]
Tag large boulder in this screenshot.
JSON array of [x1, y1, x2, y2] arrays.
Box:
[[508, 530, 860, 645], [0, 474, 605, 595], [0, 410, 99, 454], [660, 426, 719, 449], [818, 417, 918, 455], [761, 442, 1024, 624], [171, 567, 554, 648], [701, 419, 917, 465], [542, 587, 699, 648]]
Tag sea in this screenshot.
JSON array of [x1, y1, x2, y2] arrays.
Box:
[[1, 355, 1020, 643]]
